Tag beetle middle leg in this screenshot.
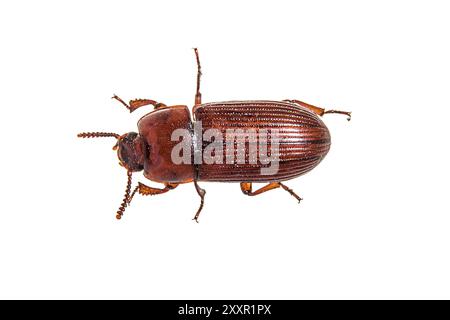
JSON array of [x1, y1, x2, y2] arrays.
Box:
[[240, 182, 302, 203], [112, 94, 167, 113], [284, 99, 352, 121], [192, 180, 206, 223]]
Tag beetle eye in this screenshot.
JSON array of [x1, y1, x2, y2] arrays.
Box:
[[119, 145, 129, 164]]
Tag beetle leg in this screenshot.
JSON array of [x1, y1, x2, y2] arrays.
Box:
[[193, 180, 206, 223], [135, 182, 178, 197], [240, 182, 302, 203], [284, 99, 352, 121], [130, 182, 178, 202], [128, 185, 139, 205], [193, 48, 202, 106], [112, 94, 166, 113]]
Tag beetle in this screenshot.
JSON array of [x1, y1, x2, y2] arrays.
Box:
[[78, 49, 351, 222]]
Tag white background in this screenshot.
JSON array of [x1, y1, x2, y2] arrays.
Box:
[[0, 0, 449, 299]]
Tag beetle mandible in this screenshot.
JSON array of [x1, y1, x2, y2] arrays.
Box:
[[78, 49, 351, 222]]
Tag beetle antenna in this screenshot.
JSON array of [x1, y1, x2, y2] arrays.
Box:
[[77, 132, 120, 139], [116, 170, 133, 220], [193, 48, 202, 105]]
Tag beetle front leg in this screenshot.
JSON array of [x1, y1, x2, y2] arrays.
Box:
[[240, 182, 302, 203], [117, 182, 177, 219], [112, 94, 167, 113], [284, 99, 352, 121], [127, 182, 178, 209]]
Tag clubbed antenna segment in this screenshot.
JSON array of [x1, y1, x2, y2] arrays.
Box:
[[116, 170, 133, 220], [77, 132, 120, 139]]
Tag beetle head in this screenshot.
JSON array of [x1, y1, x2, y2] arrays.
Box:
[[77, 131, 144, 172], [114, 132, 144, 172]]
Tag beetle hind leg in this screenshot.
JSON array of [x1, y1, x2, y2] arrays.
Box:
[[240, 182, 302, 203], [284, 99, 352, 121]]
